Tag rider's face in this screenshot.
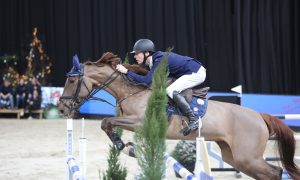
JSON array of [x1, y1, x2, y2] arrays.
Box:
[[134, 52, 144, 64], [134, 52, 150, 65]]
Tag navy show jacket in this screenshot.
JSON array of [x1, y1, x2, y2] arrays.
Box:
[[127, 51, 202, 86]]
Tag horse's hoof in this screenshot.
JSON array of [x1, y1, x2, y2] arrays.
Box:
[[235, 172, 242, 178], [122, 142, 136, 157], [115, 140, 125, 150]]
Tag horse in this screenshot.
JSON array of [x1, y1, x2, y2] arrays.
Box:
[[59, 52, 300, 180]]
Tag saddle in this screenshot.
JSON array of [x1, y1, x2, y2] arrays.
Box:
[[166, 78, 210, 119], [166, 78, 210, 105]]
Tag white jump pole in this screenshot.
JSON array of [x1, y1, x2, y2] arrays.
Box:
[[66, 119, 86, 180], [79, 118, 87, 179], [66, 119, 74, 180]]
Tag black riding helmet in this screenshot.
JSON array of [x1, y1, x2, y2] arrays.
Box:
[[130, 39, 155, 54], [130, 39, 155, 67]]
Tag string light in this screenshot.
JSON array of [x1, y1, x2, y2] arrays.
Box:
[[25, 27, 52, 85], [1, 27, 52, 87]]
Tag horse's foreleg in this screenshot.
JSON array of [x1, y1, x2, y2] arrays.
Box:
[[100, 116, 140, 156]]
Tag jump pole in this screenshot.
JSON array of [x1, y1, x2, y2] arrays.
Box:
[[79, 118, 87, 178], [273, 114, 300, 120], [66, 119, 74, 180], [164, 117, 213, 180], [164, 152, 197, 180]]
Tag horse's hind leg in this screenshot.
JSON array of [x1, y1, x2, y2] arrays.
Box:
[[219, 140, 282, 179], [230, 138, 282, 179], [235, 158, 282, 180], [216, 141, 236, 167]]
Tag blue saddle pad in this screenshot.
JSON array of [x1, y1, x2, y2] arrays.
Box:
[[167, 96, 208, 119]]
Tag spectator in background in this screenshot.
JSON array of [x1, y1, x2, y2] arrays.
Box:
[[15, 78, 27, 109], [27, 90, 42, 110], [0, 79, 14, 108], [27, 77, 41, 100], [26, 90, 42, 119]]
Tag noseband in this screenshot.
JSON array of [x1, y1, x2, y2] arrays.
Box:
[[59, 64, 120, 114]]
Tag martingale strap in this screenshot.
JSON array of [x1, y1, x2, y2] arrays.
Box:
[[76, 71, 120, 109]]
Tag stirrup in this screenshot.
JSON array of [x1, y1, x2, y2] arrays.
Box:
[[180, 120, 199, 136]]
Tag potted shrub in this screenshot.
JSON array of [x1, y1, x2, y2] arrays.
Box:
[[171, 140, 196, 177]]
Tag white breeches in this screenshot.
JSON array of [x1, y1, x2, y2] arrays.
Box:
[[167, 66, 206, 99]]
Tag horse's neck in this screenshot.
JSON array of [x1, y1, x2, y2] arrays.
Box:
[[87, 65, 149, 106], [100, 76, 148, 102]]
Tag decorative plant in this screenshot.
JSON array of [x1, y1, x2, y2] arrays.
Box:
[[0, 54, 19, 86], [101, 127, 127, 180], [25, 27, 52, 86], [171, 140, 196, 177], [134, 51, 169, 179]]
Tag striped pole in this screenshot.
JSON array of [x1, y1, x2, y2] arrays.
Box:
[[164, 152, 197, 180], [67, 156, 84, 180], [66, 119, 74, 180], [164, 116, 213, 179], [164, 152, 213, 180], [66, 119, 85, 180]]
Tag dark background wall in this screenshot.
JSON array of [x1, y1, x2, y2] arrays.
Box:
[[0, 0, 299, 94]]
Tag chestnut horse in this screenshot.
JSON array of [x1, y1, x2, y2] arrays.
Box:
[[59, 52, 300, 180]]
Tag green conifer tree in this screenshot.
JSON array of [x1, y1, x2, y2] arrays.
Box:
[[101, 107, 127, 180], [134, 51, 169, 180], [123, 53, 129, 64]]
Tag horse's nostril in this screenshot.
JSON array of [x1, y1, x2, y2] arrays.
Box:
[[60, 109, 64, 114]]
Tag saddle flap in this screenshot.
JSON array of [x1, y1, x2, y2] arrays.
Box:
[[192, 87, 210, 99]]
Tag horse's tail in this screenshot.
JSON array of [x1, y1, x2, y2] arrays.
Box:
[[260, 113, 300, 179]]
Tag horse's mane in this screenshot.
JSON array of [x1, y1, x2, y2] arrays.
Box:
[[84, 52, 148, 76]]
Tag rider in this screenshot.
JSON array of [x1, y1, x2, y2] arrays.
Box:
[[116, 39, 206, 135]]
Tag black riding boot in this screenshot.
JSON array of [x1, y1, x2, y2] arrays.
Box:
[[173, 91, 199, 136]]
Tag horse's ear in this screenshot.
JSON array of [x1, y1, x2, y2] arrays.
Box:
[[73, 54, 81, 70]]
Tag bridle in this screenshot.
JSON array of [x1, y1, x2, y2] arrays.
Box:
[[59, 64, 120, 115], [59, 63, 147, 116]]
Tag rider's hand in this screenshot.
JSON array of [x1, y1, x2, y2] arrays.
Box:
[[116, 64, 128, 74]]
